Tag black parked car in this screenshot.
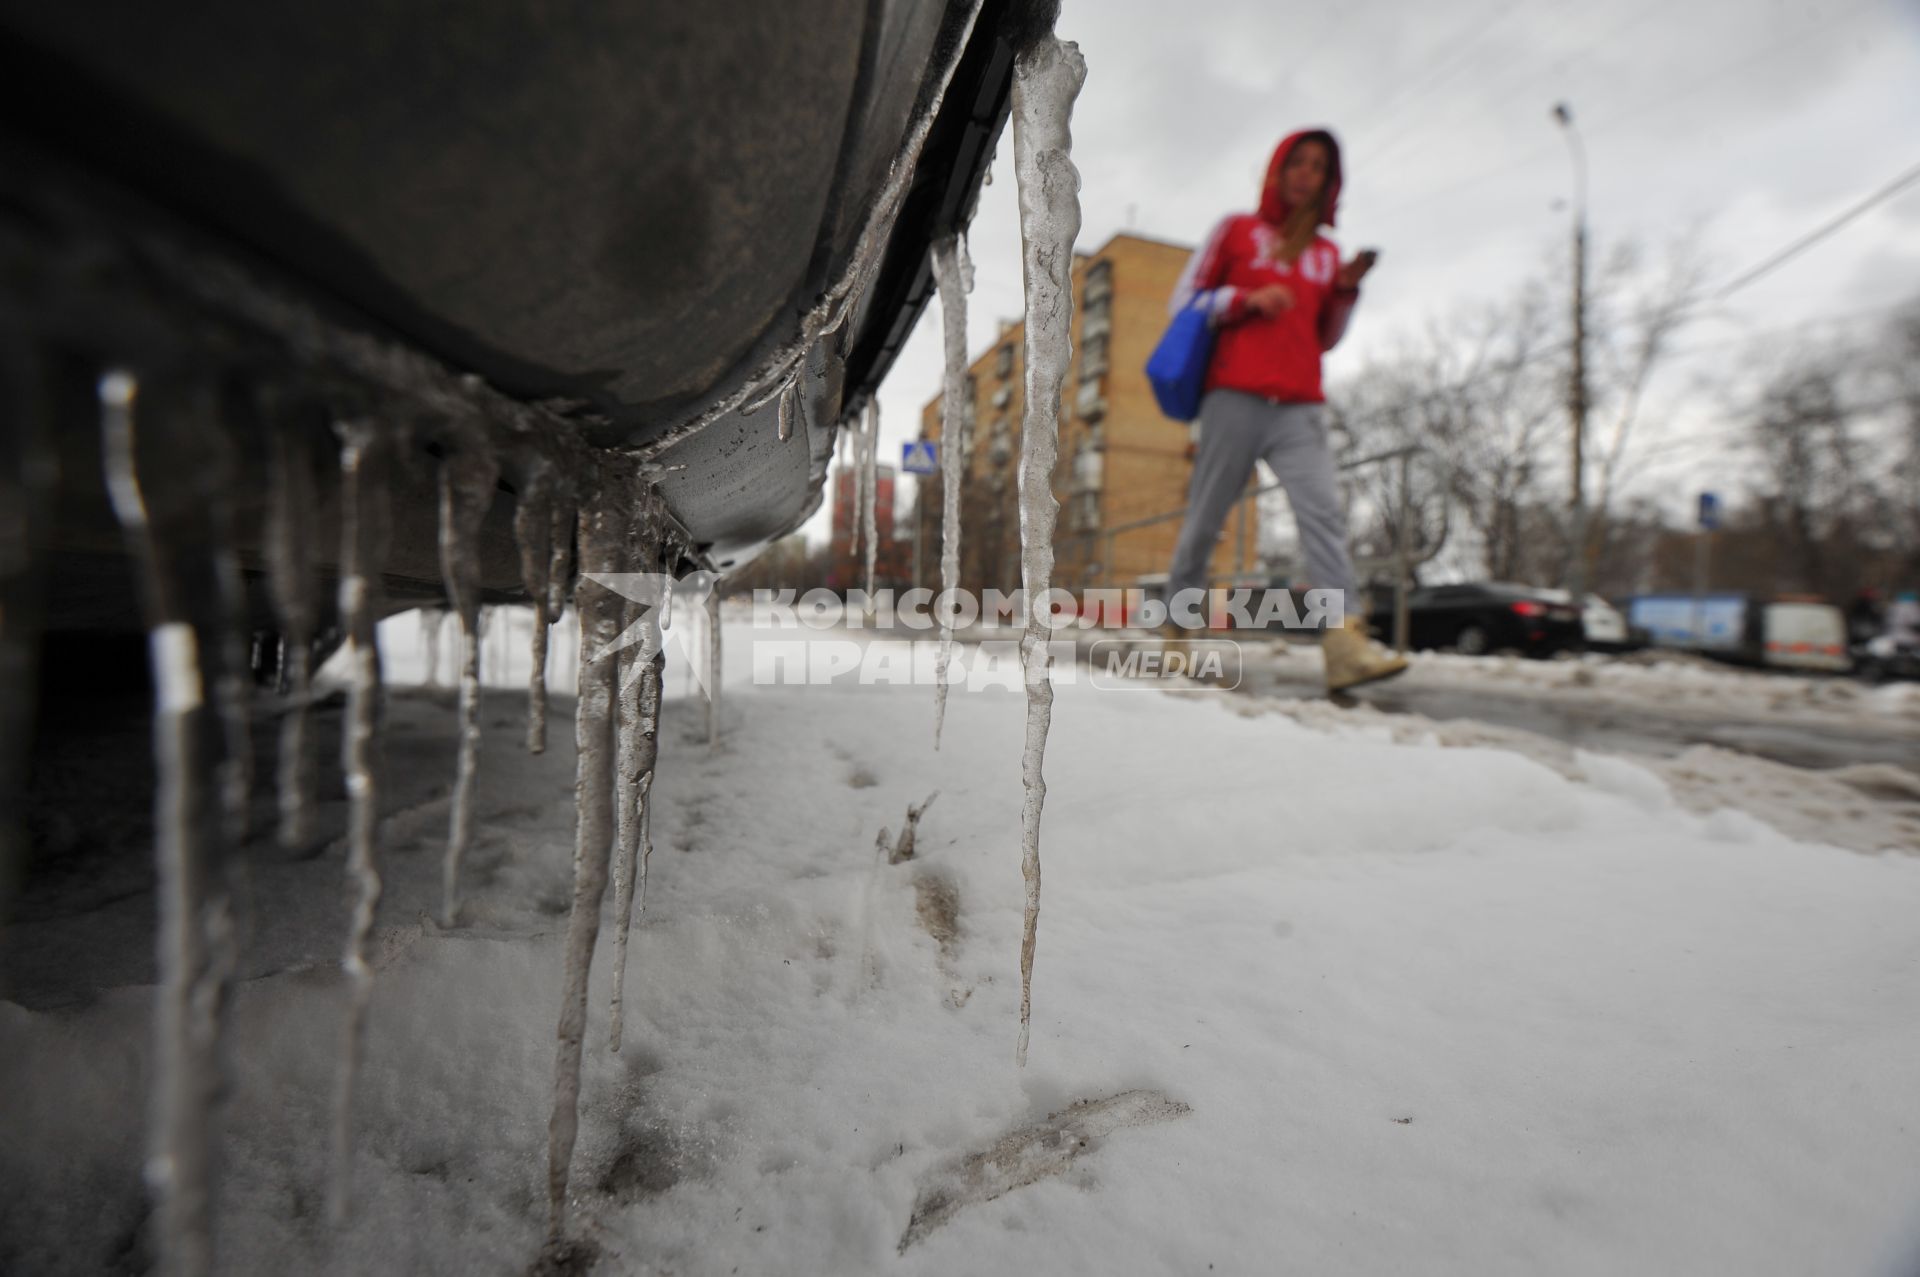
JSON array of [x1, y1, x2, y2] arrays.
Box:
[[1367, 582, 1584, 657]]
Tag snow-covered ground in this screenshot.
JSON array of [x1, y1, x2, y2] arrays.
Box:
[[5, 613, 1919, 1275]]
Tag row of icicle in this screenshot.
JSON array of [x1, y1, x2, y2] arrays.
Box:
[[76, 2, 1086, 1271], [98, 367, 712, 1273]]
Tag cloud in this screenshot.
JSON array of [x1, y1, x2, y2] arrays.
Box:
[[833, 0, 1920, 548]]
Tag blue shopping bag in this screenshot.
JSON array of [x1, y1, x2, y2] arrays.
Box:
[[1145, 299, 1215, 422]]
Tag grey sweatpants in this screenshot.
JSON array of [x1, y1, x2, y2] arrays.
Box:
[[1166, 389, 1356, 621]]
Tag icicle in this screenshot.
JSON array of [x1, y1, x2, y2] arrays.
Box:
[[848, 410, 867, 574], [438, 441, 501, 928], [514, 471, 555, 754], [862, 399, 880, 602], [706, 582, 723, 746], [547, 491, 623, 1243], [420, 608, 445, 687], [264, 406, 318, 849], [1008, 32, 1085, 1067], [0, 333, 56, 940], [330, 417, 391, 1225], [546, 496, 575, 621], [635, 697, 658, 919], [608, 571, 665, 1052], [101, 370, 244, 1274], [777, 380, 798, 443], [929, 234, 972, 749]]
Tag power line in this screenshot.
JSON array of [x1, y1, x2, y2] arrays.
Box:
[[1712, 159, 1920, 300], [1359, 0, 1885, 227], [1347, 0, 1532, 145], [1362, 0, 1670, 170]]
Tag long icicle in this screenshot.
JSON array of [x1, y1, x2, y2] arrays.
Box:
[[264, 401, 318, 850], [513, 466, 555, 754], [705, 580, 722, 746], [632, 651, 662, 921], [929, 233, 972, 749], [1008, 31, 1086, 1067], [101, 370, 243, 1276], [605, 525, 653, 1052], [438, 442, 501, 927], [544, 491, 576, 722], [862, 398, 880, 602], [0, 332, 56, 938], [609, 560, 666, 1051], [849, 412, 866, 578], [330, 418, 390, 1225], [420, 608, 445, 688], [547, 489, 623, 1244]]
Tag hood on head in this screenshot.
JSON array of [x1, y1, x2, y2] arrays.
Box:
[[1259, 128, 1342, 227]]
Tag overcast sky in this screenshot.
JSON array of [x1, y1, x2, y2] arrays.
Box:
[[820, 0, 1920, 542]]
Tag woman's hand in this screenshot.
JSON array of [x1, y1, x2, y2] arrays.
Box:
[[1335, 249, 1379, 290], [1245, 283, 1296, 316]]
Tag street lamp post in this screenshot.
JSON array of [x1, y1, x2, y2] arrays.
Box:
[[1553, 101, 1590, 601]]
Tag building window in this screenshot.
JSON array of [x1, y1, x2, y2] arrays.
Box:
[[1083, 259, 1112, 305], [992, 384, 1013, 410], [1072, 444, 1103, 493], [1079, 333, 1108, 382], [1074, 381, 1105, 421], [995, 344, 1015, 379]]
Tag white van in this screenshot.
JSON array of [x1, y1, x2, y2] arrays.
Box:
[[1760, 600, 1851, 672], [1627, 593, 1852, 672]]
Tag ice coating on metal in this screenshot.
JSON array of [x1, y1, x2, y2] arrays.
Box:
[[633, 0, 986, 463], [330, 420, 389, 1225], [438, 442, 502, 927], [547, 494, 625, 1242], [1009, 33, 1085, 1067], [929, 234, 972, 750]]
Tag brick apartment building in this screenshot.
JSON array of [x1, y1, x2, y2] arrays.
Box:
[[910, 232, 1261, 596], [826, 459, 912, 591]]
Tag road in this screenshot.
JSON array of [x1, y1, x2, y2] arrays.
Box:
[[1229, 645, 1920, 774]]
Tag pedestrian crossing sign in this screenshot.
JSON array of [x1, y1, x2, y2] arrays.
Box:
[[901, 440, 939, 474]]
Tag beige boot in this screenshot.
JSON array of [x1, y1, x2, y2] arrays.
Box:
[[1322, 614, 1409, 692]]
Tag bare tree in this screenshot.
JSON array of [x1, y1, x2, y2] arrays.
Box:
[[1331, 233, 1705, 586]]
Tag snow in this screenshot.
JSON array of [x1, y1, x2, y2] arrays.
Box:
[[1388, 647, 1920, 720], [6, 616, 1919, 1274]]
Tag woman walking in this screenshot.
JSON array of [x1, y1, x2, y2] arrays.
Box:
[[1164, 127, 1406, 692]]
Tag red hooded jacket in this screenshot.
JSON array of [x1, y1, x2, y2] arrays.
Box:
[[1169, 129, 1360, 405]]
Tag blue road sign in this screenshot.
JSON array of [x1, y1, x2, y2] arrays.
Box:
[[1698, 491, 1720, 531], [901, 440, 939, 475]]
